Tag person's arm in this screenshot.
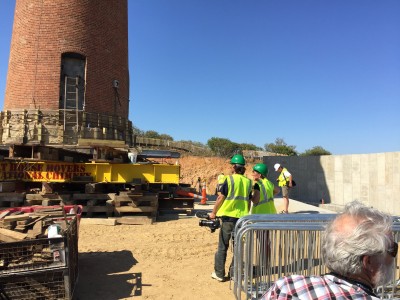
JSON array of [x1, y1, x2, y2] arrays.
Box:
[[284, 170, 293, 187], [209, 193, 225, 219], [273, 185, 280, 195], [210, 179, 228, 219], [252, 184, 260, 205], [288, 174, 293, 187]]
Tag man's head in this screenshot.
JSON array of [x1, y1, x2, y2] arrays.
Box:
[[253, 163, 268, 179], [322, 200, 397, 287], [274, 163, 282, 172], [230, 154, 246, 175]]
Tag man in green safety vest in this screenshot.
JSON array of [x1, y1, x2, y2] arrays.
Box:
[[210, 154, 252, 282], [251, 163, 280, 214], [250, 163, 280, 275]]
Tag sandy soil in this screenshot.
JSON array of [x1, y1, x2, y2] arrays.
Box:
[[75, 216, 235, 300], [166, 155, 259, 194], [74, 156, 257, 300]]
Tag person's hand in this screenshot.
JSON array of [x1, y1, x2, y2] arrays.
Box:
[[209, 212, 216, 219], [288, 182, 292, 188]]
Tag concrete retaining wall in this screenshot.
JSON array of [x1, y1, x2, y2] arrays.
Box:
[[263, 152, 400, 215]]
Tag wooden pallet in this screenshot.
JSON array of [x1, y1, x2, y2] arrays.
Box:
[[82, 203, 114, 218], [0, 192, 25, 209], [25, 193, 70, 206], [69, 193, 114, 217], [158, 197, 194, 216], [114, 191, 158, 208]]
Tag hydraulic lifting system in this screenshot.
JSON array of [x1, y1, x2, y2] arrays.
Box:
[[0, 161, 180, 184], [0, 145, 197, 219]]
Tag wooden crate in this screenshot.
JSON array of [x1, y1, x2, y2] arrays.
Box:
[[158, 197, 194, 216], [114, 191, 158, 208]]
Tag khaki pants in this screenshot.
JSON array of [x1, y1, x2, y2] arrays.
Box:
[[282, 186, 290, 197]]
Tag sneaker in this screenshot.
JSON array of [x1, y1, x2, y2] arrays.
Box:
[[211, 271, 224, 282], [279, 210, 288, 214]]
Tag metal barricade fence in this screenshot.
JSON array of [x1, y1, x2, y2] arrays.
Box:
[[235, 214, 336, 232], [232, 214, 400, 300]]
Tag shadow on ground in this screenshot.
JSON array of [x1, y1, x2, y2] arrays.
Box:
[[74, 250, 142, 300]]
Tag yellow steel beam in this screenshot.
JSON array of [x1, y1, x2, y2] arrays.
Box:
[[0, 161, 180, 184]]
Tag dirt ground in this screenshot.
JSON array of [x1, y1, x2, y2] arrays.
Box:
[[165, 155, 259, 194], [74, 156, 260, 300]]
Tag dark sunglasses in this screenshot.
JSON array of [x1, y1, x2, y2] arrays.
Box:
[[387, 241, 398, 258]]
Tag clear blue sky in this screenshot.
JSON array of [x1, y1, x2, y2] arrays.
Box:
[[1, 1, 399, 155]]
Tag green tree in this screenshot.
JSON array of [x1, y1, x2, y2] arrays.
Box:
[[159, 134, 174, 141], [178, 140, 207, 147], [239, 143, 262, 151], [207, 137, 240, 157], [143, 130, 160, 139], [301, 146, 331, 156], [264, 138, 297, 156], [132, 125, 144, 136]]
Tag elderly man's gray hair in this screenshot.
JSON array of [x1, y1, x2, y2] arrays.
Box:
[[322, 200, 393, 276]]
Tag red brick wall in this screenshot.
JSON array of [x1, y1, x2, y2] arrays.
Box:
[[4, 0, 129, 118]]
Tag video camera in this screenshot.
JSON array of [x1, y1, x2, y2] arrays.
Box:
[[196, 211, 221, 233]]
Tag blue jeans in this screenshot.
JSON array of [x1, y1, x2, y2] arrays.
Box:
[[214, 218, 238, 278]]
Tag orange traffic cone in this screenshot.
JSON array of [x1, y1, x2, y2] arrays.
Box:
[[176, 187, 203, 200], [200, 182, 207, 205]]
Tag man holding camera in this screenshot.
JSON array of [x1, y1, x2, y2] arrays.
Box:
[[209, 154, 252, 282]]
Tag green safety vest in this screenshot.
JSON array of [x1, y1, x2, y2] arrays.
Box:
[[216, 174, 252, 218], [251, 178, 277, 214], [277, 167, 290, 187]]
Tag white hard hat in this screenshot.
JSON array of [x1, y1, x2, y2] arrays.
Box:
[[274, 163, 281, 171]]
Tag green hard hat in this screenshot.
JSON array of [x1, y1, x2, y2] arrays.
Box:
[[253, 163, 268, 177], [230, 154, 246, 165]]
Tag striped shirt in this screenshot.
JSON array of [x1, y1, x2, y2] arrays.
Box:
[[261, 274, 379, 300]]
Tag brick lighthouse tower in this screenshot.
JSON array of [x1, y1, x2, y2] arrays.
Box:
[[2, 0, 131, 145]]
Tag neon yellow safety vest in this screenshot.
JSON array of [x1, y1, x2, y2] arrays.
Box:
[[277, 168, 290, 187], [251, 178, 277, 214], [216, 174, 252, 218]]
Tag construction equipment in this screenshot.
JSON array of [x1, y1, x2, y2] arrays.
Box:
[[0, 161, 179, 184], [0, 145, 194, 221]]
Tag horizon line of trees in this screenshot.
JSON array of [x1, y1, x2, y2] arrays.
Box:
[[132, 126, 331, 157]]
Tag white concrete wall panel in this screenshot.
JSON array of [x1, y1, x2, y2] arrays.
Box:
[[263, 151, 400, 216]]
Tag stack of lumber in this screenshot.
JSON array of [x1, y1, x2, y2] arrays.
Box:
[[113, 191, 158, 224], [0, 207, 74, 242]]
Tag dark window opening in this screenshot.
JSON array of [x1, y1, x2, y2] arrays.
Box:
[[59, 53, 86, 111]]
